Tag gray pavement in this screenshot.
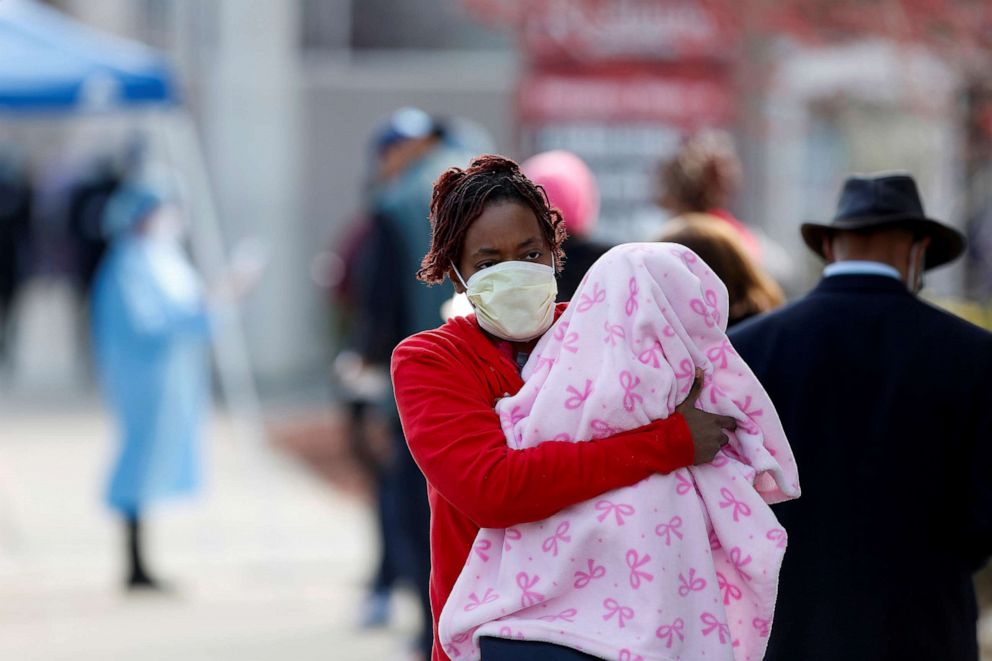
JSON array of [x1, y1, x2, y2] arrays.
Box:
[[0, 403, 420, 661], [4, 401, 992, 660]]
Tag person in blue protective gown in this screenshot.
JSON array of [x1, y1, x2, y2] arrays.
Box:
[[91, 182, 211, 591]]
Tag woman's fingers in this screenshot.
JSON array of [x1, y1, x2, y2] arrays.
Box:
[[678, 369, 705, 409]]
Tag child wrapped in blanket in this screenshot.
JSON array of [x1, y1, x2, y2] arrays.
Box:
[[439, 242, 801, 661]]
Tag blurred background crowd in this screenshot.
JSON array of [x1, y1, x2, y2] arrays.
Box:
[[1, 0, 991, 660]]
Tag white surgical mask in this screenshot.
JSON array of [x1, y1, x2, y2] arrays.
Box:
[[452, 259, 558, 342]]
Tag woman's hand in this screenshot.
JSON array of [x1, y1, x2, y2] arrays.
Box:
[[675, 370, 737, 465]]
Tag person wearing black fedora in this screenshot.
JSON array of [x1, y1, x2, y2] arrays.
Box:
[[729, 172, 992, 660]]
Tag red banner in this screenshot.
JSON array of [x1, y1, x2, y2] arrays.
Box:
[[496, 1, 738, 240], [519, 0, 734, 64], [518, 69, 733, 127]]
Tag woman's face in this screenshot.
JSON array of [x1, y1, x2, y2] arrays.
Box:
[[451, 201, 553, 292]]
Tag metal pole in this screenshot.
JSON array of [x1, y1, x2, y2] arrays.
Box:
[[152, 107, 266, 449]]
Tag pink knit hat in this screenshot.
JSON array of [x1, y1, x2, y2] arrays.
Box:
[[522, 150, 599, 237]]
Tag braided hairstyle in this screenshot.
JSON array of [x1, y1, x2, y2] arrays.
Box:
[[417, 154, 567, 285]]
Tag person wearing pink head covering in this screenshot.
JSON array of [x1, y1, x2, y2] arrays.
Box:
[[522, 151, 610, 302]]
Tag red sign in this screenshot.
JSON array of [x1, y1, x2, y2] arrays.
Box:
[[499, 1, 738, 241], [520, 0, 734, 64], [518, 69, 733, 127]]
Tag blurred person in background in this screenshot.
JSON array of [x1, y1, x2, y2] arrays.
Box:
[[730, 173, 992, 660], [0, 146, 32, 369], [657, 129, 795, 289], [339, 107, 476, 659], [331, 203, 403, 630], [520, 150, 609, 302], [657, 216, 784, 327], [92, 179, 257, 591]]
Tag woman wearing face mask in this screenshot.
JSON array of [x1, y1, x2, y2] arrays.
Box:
[[390, 155, 737, 661]]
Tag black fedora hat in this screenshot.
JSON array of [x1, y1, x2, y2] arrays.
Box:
[[800, 172, 966, 270]]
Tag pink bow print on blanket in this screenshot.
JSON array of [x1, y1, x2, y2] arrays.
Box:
[[464, 588, 499, 612], [573, 559, 606, 589], [602, 598, 634, 628], [619, 371, 643, 412], [538, 608, 577, 623], [564, 380, 592, 409], [595, 499, 635, 526], [719, 487, 752, 522], [690, 288, 721, 328], [625, 277, 639, 316], [577, 282, 606, 312], [603, 321, 626, 346], [701, 612, 735, 645], [656, 618, 686, 648], [655, 515, 684, 545], [516, 572, 544, 608], [541, 521, 571, 556], [637, 341, 664, 368], [625, 549, 654, 589]]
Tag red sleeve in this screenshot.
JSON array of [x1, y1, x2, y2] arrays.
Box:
[[391, 334, 695, 529]]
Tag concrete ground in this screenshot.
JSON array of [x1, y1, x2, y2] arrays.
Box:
[[0, 401, 420, 661], [4, 400, 992, 661]]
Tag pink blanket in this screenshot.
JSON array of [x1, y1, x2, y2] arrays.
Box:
[[439, 243, 800, 661]]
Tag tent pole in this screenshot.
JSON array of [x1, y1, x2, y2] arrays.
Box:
[[153, 107, 266, 449]]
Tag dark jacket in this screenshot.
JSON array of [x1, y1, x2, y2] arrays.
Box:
[[556, 236, 610, 303], [729, 274, 992, 661], [350, 212, 408, 367]]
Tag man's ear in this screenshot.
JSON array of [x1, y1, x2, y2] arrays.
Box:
[[912, 235, 932, 267], [821, 234, 836, 263], [448, 267, 466, 294]]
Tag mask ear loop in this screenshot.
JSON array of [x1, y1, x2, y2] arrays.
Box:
[[451, 262, 469, 289]]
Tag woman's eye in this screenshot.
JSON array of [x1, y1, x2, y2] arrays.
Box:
[[525, 251, 542, 260], [476, 262, 495, 270]]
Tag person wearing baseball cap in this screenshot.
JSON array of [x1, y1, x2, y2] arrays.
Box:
[[349, 107, 476, 658]]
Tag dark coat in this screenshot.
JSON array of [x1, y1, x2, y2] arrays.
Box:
[[556, 236, 610, 303], [351, 212, 408, 367], [729, 273, 992, 661]]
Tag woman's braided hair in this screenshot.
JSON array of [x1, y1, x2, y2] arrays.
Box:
[[417, 154, 567, 284]]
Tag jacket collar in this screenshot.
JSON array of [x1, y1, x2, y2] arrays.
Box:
[[810, 273, 913, 297], [434, 302, 569, 377], [822, 260, 901, 280]]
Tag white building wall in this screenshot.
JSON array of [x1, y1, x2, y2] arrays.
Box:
[[763, 41, 965, 295]]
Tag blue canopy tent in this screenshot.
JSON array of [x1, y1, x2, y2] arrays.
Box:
[[0, 0, 177, 113], [0, 0, 262, 445]]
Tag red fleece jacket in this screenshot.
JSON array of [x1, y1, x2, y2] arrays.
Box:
[[390, 305, 695, 661]]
